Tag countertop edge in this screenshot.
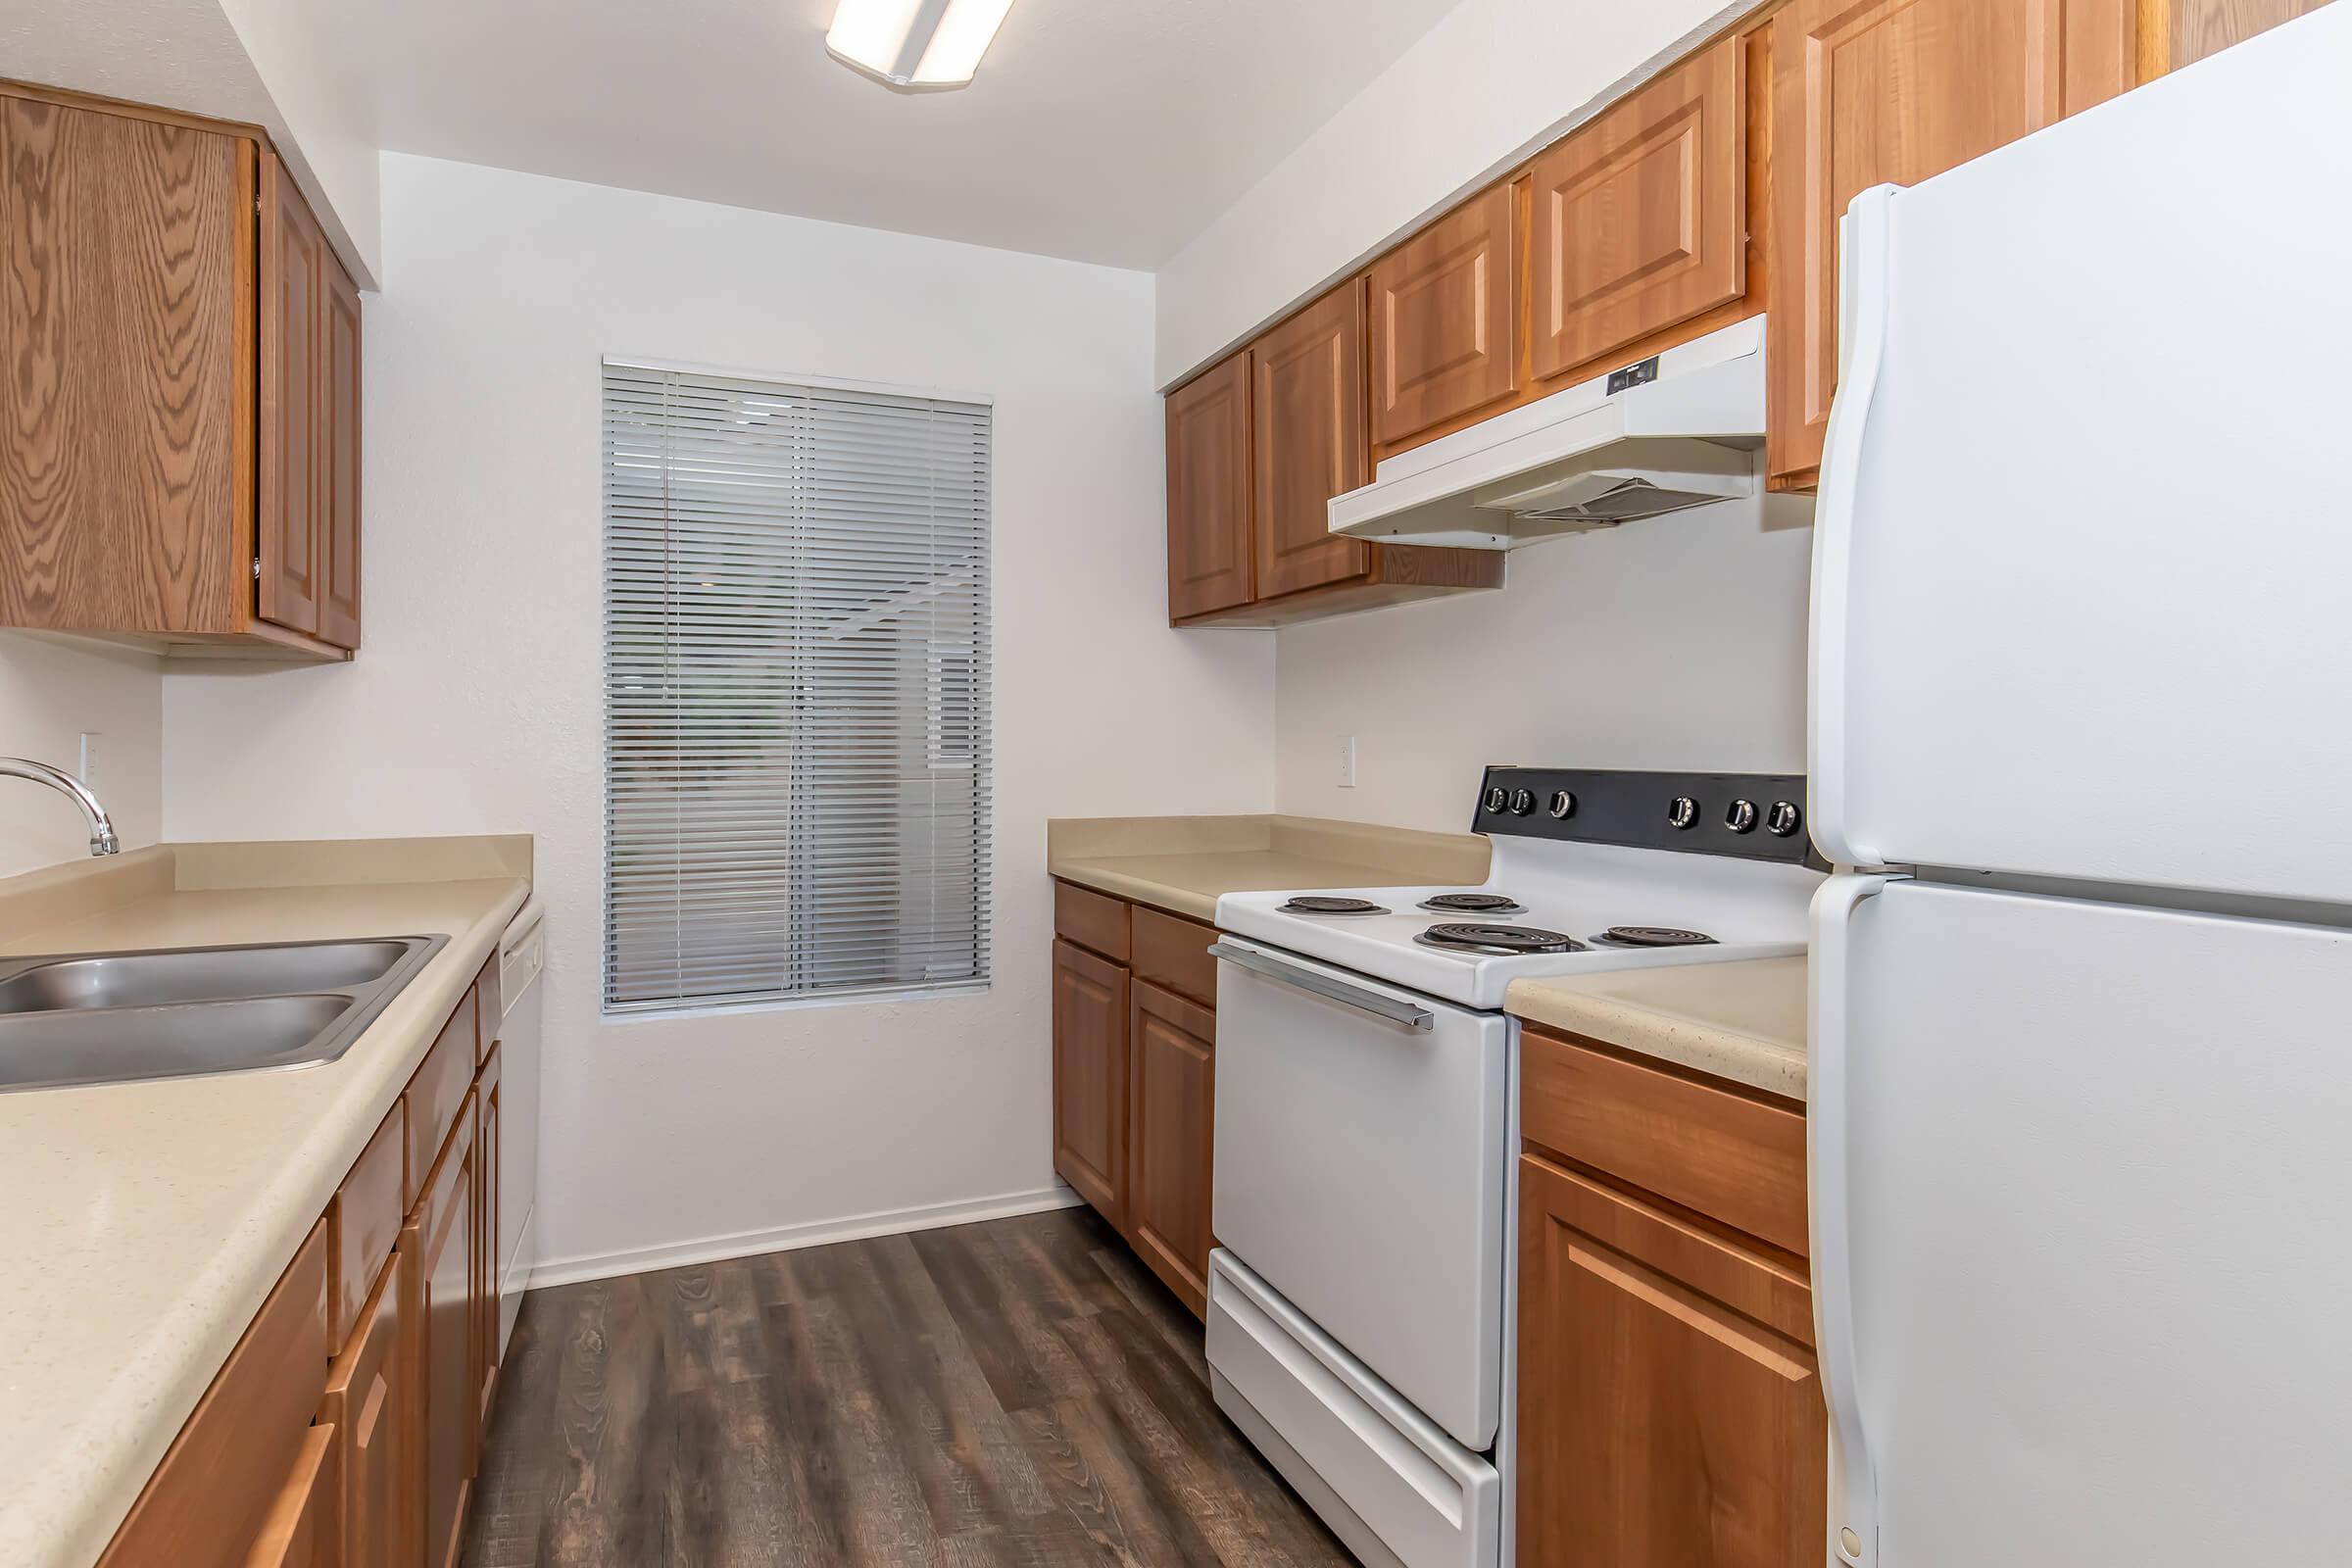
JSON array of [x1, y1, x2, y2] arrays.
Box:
[[1504, 965, 1809, 1103]]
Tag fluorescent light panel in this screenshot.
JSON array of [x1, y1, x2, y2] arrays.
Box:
[[826, 0, 1015, 87]]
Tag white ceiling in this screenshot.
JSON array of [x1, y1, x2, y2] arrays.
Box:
[[361, 0, 1468, 270]]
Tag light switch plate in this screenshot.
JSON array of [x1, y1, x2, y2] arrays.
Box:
[[1337, 734, 1357, 788], [77, 732, 103, 788]]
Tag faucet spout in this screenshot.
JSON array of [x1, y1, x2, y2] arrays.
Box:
[[1, 758, 121, 856]]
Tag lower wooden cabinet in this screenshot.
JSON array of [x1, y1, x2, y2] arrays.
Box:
[[407, 1088, 480, 1568], [321, 1251, 408, 1568], [1051, 883, 1220, 1317], [241, 1423, 341, 1568], [1127, 979, 1216, 1314], [1051, 936, 1129, 1227]]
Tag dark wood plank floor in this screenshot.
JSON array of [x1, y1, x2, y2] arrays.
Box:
[[461, 1204, 1356, 1567]]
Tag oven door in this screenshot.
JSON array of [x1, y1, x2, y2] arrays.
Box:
[[1210, 936, 1511, 1451]]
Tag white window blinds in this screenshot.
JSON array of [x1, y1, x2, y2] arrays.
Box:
[[603, 362, 992, 1013]]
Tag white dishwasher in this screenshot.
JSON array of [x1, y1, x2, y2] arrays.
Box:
[[495, 898, 546, 1353]]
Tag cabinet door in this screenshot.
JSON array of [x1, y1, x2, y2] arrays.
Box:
[[1250, 283, 1370, 602], [239, 1424, 339, 1568], [1164, 353, 1253, 620], [1529, 34, 1746, 385], [1766, 0, 2132, 486], [258, 151, 322, 635], [1367, 180, 1519, 450], [401, 1089, 478, 1568], [1517, 1155, 1824, 1568], [1127, 980, 1214, 1317], [322, 1250, 407, 1568], [1051, 938, 1129, 1227], [2165, 0, 2333, 67], [474, 1043, 502, 1426], [318, 251, 362, 649]]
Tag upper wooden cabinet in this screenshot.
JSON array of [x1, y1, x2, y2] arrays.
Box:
[[1164, 353, 1253, 621], [1250, 284, 1370, 601], [2161, 0, 2334, 66], [1367, 182, 1520, 451], [0, 82, 359, 659], [1764, 0, 2133, 487], [1529, 34, 1748, 387]]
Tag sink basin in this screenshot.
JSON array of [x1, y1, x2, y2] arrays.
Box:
[[0, 939, 416, 1013], [0, 935, 447, 1093]]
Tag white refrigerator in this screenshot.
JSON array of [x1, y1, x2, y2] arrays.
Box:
[[1805, 8, 2352, 1566]]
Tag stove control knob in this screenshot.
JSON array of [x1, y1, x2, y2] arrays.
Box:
[[1766, 800, 1803, 837], [1508, 788, 1537, 815], [1667, 796, 1699, 830], [1547, 790, 1577, 819], [1725, 799, 1759, 834], [1484, 785, 1509, 813]]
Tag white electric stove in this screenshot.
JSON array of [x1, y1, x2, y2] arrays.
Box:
[[1205, 767, 1823, 1568]]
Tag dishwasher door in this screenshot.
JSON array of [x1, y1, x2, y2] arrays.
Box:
[[1210, 936, 1511, 1451]]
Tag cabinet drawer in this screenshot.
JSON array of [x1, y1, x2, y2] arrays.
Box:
[[1054, 881, 1130, 962], [1130, 906, 1218, 1005], [97, 1221, 330, 1568], [403, 985, 477, 1207], [329, 1101, 404, 1349], [1520, 1025, 1807, 1256]]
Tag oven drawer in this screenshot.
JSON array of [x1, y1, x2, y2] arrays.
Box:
[[1208, 1250, 1500, 1568], [1211, 937, 1509, 1450]]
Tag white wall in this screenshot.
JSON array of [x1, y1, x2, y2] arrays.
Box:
[[214, 0, 382, 283], [1275, 499, 1815, 831], [1154, 0, 1747, 385], [0, 634, 162, 878], [164, 154, 1276, 1276]]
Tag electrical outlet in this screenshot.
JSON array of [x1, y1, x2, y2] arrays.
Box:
[[77, 732, 103, 788], [1337, 734, 1357, 789]]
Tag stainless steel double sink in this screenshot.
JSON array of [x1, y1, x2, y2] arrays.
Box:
[[0, 935, 448, 1093]]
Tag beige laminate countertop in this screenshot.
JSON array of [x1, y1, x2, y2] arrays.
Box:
[[1506, 956, 1809, 1102], [0, 837, 533, 1568], [1047, 813, 1491, 923]]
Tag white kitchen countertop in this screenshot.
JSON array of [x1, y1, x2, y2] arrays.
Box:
[[1505, 956, 1808, 1101], [0, 839, 531, 1568]]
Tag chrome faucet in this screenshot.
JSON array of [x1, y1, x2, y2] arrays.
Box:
[[1, 758, 120, 856]]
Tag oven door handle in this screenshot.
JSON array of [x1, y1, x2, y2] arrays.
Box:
[[1207, 942, 1435, 1032]]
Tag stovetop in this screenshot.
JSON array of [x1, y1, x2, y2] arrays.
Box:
[[1214, 768, 1823, 1011]]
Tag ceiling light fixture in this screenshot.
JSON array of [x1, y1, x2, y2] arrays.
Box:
[[825, 0, 1015, 90]]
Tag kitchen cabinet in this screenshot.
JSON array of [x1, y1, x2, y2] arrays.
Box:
[[1527, 34, 1749, 388], [0, 82, 360, 659], [1249, 284, 1369, 601], [407, 1087, 480, 1568], [1366, 181, 1520, 452], [2158, 0, 2334, 67], [1517, 1024, 1822, 1568], [1051, 936, 1129, 1228], [1764, 0, 2133, 488], [239, 1423, 340, 1568], [1164, 353, 1253, 620], [1127, 979, 1216, 1315], [321, 1252, 409, 1568]]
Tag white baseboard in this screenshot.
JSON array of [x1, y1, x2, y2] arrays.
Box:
[[526, 1183, 1086, 1290]]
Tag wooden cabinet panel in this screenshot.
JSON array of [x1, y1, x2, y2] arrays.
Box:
[[474, 1043, 503, 1426], [238, 1423, 339, 1568], [318, 251, 362, 649], [322, 1250, 408, 1568], [1053, 879, 1130, 962], [258, 151, 322, 637], [1766, 0, 2132, 486], [404, 985, 478, 1206], [1521, 1025, 1809, 1256], [97, 1221, 329, 1568], [1164, 353, 1253, 620], [1529, 35, 1746, 385], [1367, 181, 1519, 450], [331, 1101, 406, 1349], [1518, 1155, 1824, 1568], [403, 1088, 479, 1568], [1250, 282, 1369, 601], [1130, 906, 1218, 1006], [2163, 0, 2333, 67], [0, 95, 253, 636], [1127, 980, 1215, 1317], [1051, 938, 1129, 1228]]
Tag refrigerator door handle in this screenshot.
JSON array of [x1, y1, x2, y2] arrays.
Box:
[[1808, 184, 1899, 870], [1810, 871, 1903, 1568]]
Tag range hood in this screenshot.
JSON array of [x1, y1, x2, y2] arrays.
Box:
[[1329, 317, 1766, 550]]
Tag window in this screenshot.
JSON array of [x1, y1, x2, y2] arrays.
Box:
[[602, 362, 991, 1012]]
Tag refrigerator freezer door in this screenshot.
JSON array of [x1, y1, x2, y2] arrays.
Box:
[[1808, 6, 2352, 902], [1810, 875, 2352, 1566]]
